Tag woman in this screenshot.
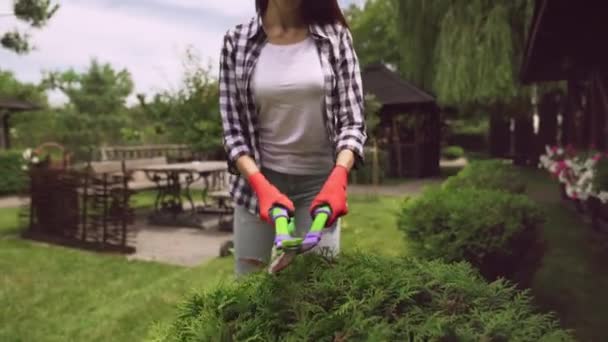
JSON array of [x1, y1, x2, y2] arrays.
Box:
[[219, 0, 367, 276]]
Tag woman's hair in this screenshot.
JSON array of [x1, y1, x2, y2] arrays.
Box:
[[255, 0, 348, 28]]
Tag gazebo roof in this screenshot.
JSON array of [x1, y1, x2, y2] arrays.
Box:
[[520, 0, 608, 84], [0, 98, 41, 112], [362, 63, 436, 108]]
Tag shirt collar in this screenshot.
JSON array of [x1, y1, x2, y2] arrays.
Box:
[[247, 15, 329, 41]]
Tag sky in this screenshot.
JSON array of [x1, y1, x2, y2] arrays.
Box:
[[0, 0, 365, 106]]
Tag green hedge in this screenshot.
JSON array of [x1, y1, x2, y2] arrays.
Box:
[[151, 253, 572, 341], [443, 159, 527, 194], [0, 150, 27, 195], [441, 145, 465, 160], [398, 186, 545, 284]]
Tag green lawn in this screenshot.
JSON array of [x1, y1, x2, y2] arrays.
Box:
[[522, 168, 608, 342], [0, 194, 404, 342], [3, 167, 607, 341]]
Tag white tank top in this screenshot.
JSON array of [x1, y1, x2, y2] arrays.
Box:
[[251, 37, 335, 175]]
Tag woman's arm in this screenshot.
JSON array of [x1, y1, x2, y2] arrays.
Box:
[[334, 27, 367, 171], [219, 31, 254, 175], [335, 149, 355, 172], [235, 154, 260, 178]]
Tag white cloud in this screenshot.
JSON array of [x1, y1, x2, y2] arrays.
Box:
[[0, 0, 244, 105], [0, 0, 362, 106], [158, 0, 255, 18]]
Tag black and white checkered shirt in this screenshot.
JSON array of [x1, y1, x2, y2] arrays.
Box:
[[219, 16, 367, 216]]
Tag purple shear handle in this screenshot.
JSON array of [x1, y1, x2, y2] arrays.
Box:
[[300, 232, 322, 252]]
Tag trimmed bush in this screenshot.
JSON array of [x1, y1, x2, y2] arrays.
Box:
[[443, 159, 527, 194], [0, 150, 27, 195], [151, 253, 572, 341], [398, 186, 545, 284], [441, 145, 465, 160]]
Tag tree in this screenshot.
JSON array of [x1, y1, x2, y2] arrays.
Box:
[[344, 0, 400, 68], [395, 0, 535, 109], [1, 0, 60, 54], [137, 47, 223, 157], [394, 0, 451, 94], [0, 69, 58, 149], [0, 69, 47, 104], [41, 59, 135, 157]]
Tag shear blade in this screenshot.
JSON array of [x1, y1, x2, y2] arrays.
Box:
[[268, 251, 297, 274]]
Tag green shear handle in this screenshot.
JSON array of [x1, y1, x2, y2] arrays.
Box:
[[269, 204, 331, 251]]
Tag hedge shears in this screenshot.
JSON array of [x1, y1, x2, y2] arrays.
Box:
[[268, 204, 332, 274]]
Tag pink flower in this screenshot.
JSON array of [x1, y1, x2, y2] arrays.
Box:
[[593, 154, 602, 162]]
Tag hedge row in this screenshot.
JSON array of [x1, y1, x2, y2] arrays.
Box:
[[399, 160, 543, 286], [0, 150, 27, 196], [151, 253, 573, 342], [442, 159, 527, 194], [150, 160, 570, 341]]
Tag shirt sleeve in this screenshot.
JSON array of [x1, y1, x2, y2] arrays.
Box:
[[335, 27, 368, 170], [219, 31, 252, 175]]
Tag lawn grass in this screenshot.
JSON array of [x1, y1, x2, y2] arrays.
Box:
[[0, 193, 405, 342], [521, 168, 608, 342], [4, 166, 607, 341]]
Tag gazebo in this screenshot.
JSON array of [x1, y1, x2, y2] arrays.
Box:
[[520, 0, 608, 150], [361, 63, 441, 178], [0, 98, 41, 150]]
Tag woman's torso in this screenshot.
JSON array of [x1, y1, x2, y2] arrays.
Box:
[[251, 36, 335, 175]]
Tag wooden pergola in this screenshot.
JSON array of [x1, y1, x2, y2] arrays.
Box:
[[520, 0, 608, 150], [0, 98, 41, 150], [362, 64, 441, 178]]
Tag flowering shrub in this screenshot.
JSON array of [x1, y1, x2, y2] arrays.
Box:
[[21, 148, 43, 171], [539, 145, 608, 203]]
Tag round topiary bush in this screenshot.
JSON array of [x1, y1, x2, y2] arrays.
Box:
[[398, 186, 545, 286], [441, 145, 465, 160], [150, 253, 572, 342], [442, 159, 527, 194]]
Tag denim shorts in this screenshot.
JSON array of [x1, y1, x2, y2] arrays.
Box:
[[233, 167, 340, 276]]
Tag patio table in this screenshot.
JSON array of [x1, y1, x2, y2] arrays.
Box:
[[135, 161, 228, 216]]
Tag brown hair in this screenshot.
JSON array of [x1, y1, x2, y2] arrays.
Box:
[[255, 0, 348, 28]]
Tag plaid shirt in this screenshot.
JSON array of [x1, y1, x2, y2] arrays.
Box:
[[219, 16, 367, 216]]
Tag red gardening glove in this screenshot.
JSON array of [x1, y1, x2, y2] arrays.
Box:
[[248, 171, 295, 223], [309, 165, 349, 227]]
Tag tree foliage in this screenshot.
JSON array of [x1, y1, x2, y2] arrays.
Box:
[[344, 0, 400, 68], [1, 0, 59, 54], [0, 68, 47, 104], [40, 59, 135, 157], [395, 0, 535, 108], [42, 59, 134, 115], [137, 47, 223, 155], [394, 0, 450, 93]]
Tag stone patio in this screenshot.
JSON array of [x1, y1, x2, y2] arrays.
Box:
[[126, 212, 233, 267]]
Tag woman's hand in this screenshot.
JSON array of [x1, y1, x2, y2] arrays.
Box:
[[309, 164, 349, 227], [237, 155, 294, 223], [248, 171, 295, 223]]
